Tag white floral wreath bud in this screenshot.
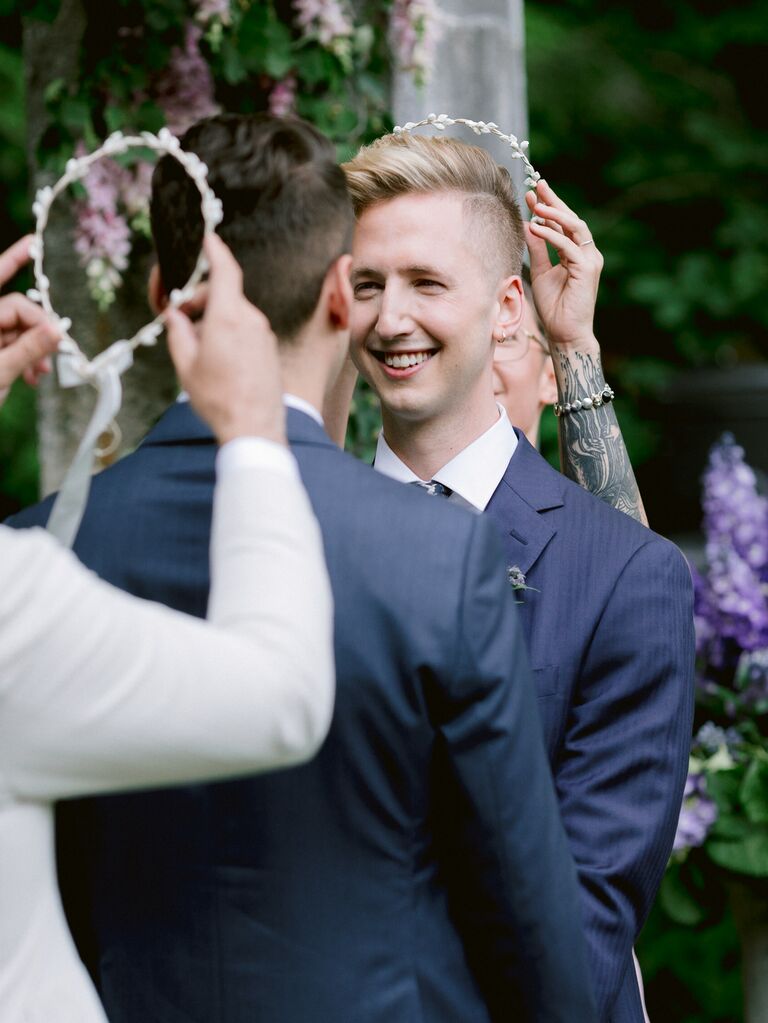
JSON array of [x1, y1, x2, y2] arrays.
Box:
[[392, 113, 542, 218], [27, 127, 223, 381]]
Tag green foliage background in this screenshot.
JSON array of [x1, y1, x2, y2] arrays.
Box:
[[528, 0, 768, 477], [527, 6, 765, 1017], [1, 1, 767, 1014]]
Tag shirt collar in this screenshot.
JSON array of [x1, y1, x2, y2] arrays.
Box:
[[374, 406, 517, 512], [283, 393, 324, 428], [177, 391, 324, 430]]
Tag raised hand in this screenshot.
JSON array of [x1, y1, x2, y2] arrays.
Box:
[[164, 233, 286, 446], [0, 237, 61, 408], [525, 182, 648, 525], [525, 180, 604, 350]]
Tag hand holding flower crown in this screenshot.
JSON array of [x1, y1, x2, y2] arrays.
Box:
[[524, 180, 604, 352], [0, 236, 61, 408]]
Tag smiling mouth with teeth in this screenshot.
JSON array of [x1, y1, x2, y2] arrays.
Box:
[[374, 350, 436, 369]]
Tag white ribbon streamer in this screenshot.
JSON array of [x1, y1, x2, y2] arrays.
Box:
[[46, 343, 134, 548]]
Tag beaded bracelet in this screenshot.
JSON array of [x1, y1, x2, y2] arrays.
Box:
[[554, 384, 615, 417]]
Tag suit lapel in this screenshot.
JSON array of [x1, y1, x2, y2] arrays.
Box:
[[485, 432, 565, 578]]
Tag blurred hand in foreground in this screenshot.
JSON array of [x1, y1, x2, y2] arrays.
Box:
[[0, 236, 61, 408], [165, 233, 286, 447]]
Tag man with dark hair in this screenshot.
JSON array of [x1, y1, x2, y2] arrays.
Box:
[[11, 113, 596, 1022], [151, 114, 354, 339]]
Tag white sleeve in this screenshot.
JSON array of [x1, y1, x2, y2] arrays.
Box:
[[0, 455, 334, 803]]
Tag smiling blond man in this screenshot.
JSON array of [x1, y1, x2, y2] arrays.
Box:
[[343, 133, 695, 1023]]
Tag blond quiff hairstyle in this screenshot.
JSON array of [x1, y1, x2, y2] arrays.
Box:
[[342, 133, 525, 276]]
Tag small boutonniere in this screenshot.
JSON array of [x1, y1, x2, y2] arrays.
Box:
[[508, 565, 537, 601]]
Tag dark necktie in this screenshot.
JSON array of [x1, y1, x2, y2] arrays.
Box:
[[410, 480, 453, 498]]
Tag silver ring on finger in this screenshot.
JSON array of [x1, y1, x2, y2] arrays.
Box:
[[579, 238, 595, 247]]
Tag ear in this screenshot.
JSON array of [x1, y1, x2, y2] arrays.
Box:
[[148, 264, 168, 315], [538, 354, 558, 408], [493, 274, 524, 341], [326, 254, 353, 331]]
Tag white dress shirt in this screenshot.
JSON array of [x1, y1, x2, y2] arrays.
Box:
[[0, 438, 334, 1023], [374, 406, 518, 513]]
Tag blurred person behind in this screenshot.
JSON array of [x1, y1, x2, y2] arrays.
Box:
[[492, 271, 556, 447]]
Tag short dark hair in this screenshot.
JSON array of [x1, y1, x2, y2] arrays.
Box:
[[151, 113, 354, 339]]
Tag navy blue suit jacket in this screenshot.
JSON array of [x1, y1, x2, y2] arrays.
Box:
[[11, 404, 596, 1023], [483, 433, 695, 1022]]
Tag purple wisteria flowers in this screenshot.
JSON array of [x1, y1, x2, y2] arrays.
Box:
[[293, 0, 354, 51], [73, 150, 133, 310], [269, 76, 298, 117], [390, 0, 441, 86], [152, 23, 219, 137], [66, 0, 443, 313], [73, 17, 219, 310]]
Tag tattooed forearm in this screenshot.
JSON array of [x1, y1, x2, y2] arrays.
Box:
[[553, 348, 648, 526]]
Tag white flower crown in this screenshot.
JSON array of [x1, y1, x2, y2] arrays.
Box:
[[27, 128, 223, 548], [393, 113, 541, 192], [28, 127, 223, 379]]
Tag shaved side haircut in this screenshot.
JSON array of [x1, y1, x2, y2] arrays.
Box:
[[342, 134, 525, 279]]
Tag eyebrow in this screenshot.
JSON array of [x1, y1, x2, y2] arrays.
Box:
[[350, 265, 455, 284], [350, 267, 381, 284]]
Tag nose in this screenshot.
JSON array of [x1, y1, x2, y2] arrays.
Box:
[[375, 283, 414, 341]]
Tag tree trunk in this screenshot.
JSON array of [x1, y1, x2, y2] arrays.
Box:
[[23, 0, 176, 497], [392, 0, 529, 191]]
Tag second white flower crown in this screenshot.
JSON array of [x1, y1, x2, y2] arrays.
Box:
[[392, 113, 541, 195]]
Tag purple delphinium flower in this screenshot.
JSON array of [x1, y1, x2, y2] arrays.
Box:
[[694, 436, 768, 661], [693, 565, 723, 663], [703, 434, 768, 579], [706, 543, 768, 652], [694, 721, 741, 756], [735, 648, 768, 708], [674, 772, 718, 853]]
